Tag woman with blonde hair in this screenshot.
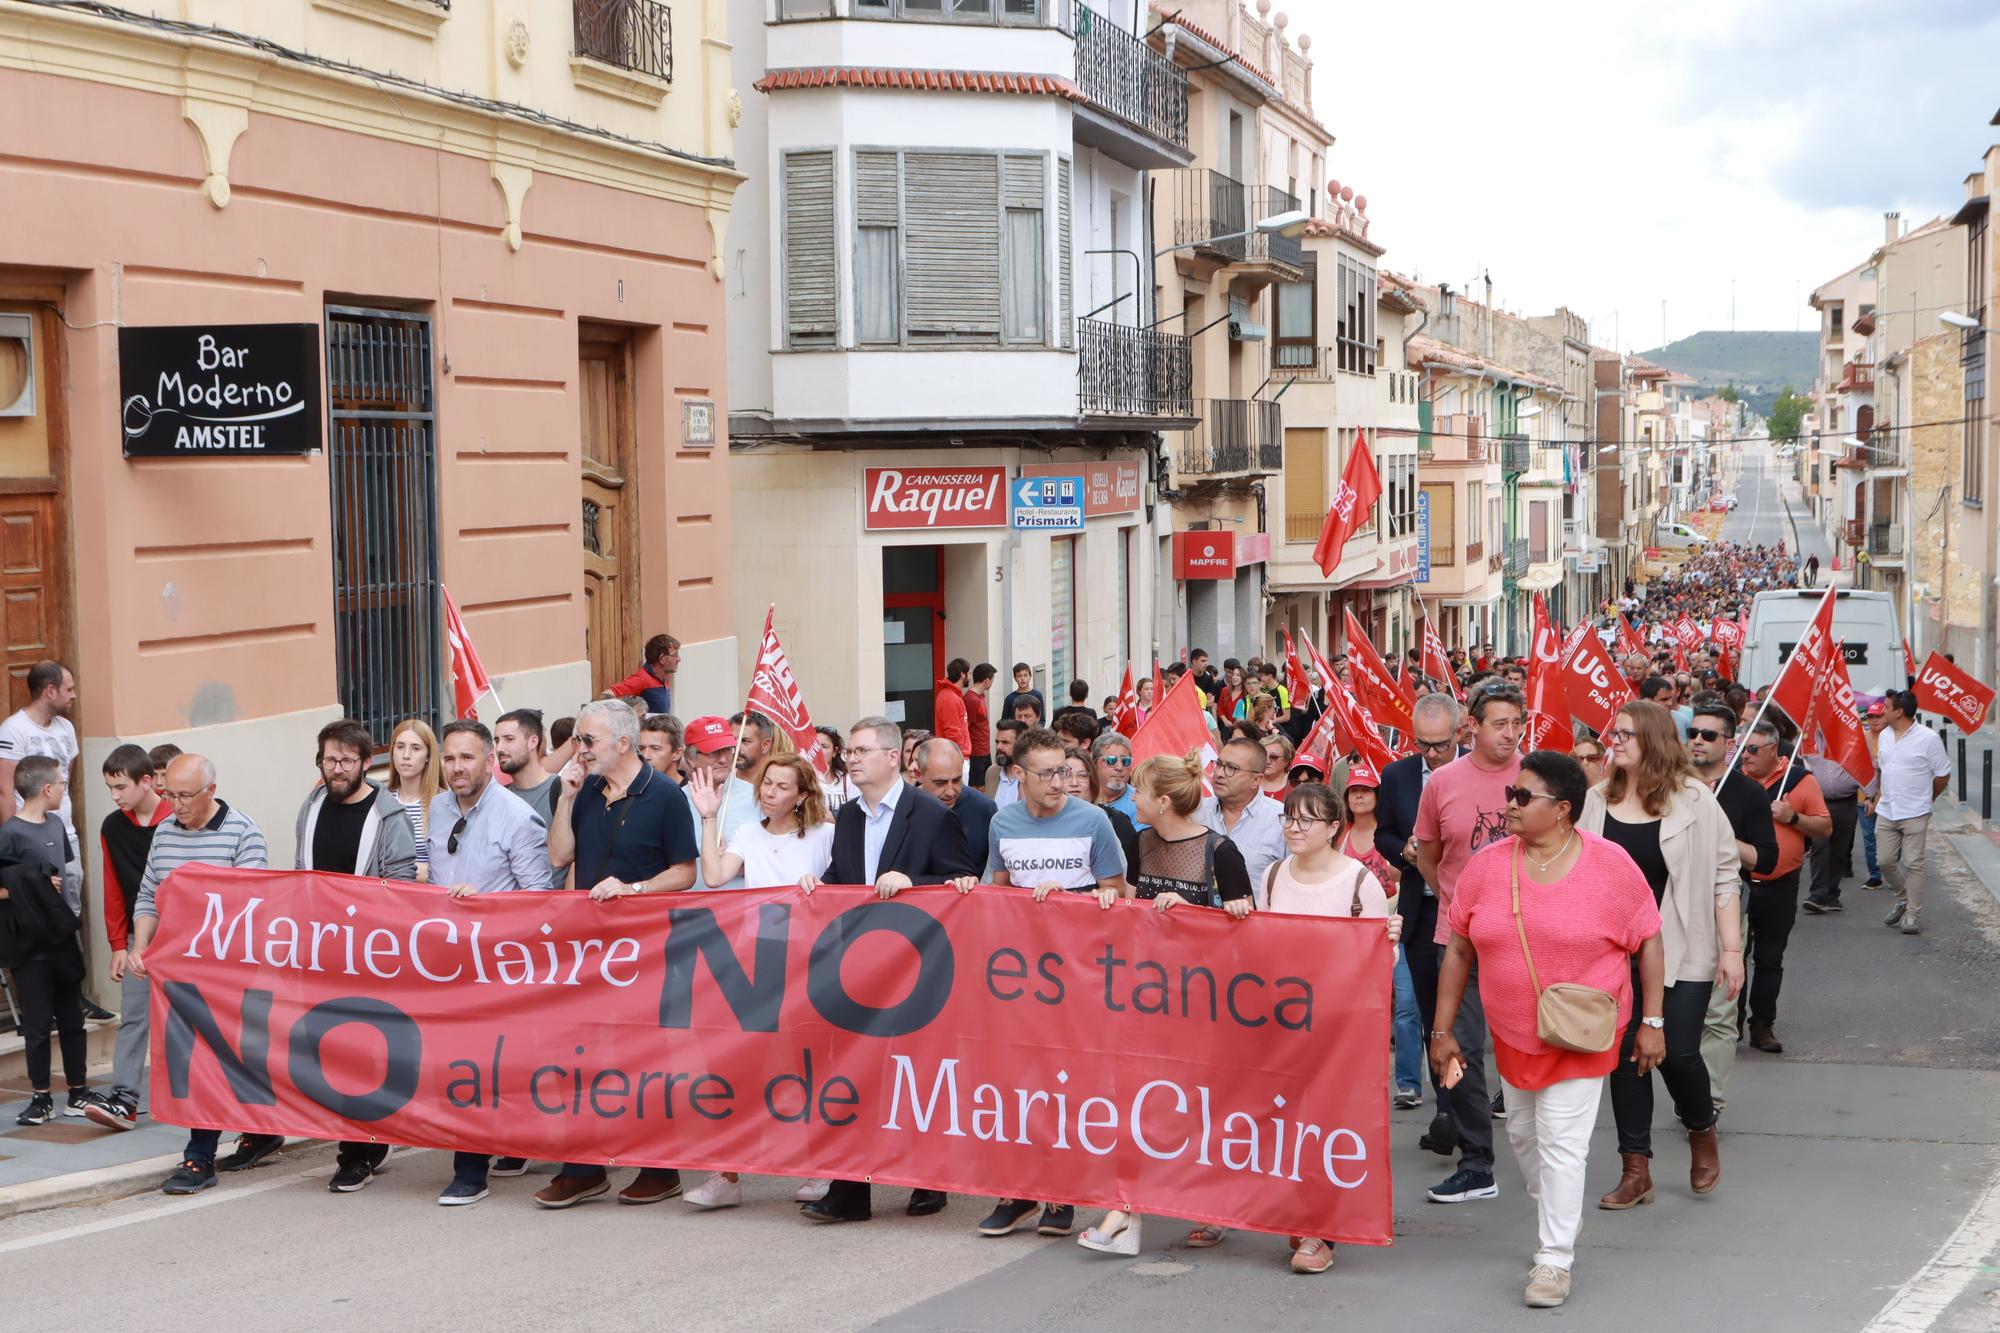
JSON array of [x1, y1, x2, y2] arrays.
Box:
[[1578, 699, 1743, 1210], [683, 752, 835, 1211], [388, 718, 441, 883], [1076, 750, 1251, 1259]]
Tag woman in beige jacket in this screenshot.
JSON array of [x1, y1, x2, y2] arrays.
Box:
[[1578, 700, 1744, 1210]]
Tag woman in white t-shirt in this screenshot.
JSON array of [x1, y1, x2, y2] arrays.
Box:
[[682, 752, 835, 1211]]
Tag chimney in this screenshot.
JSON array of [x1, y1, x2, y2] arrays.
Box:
[[1483, 271, 1494, 359], [1884, 210, 1901, 246]]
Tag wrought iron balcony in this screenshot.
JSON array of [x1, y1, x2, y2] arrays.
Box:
[[574, 0, 673, 82], [1241, 186, 1304, 274], [1071, 4, 1188, 150], [1178, 398, 1281, 477], [1166, 168, 1247, 261], [1506, 537, 1529, 577], [1868, 521, 1903, 558], [1079, 318, 1194, 420], [1501, 434, 1529, 476]]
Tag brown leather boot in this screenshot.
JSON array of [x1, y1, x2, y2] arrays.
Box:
[[1688, 1124, 1721, 1194], [1597, 1152, 1654, 1209]]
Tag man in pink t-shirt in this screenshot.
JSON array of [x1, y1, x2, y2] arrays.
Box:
[[1409, 680, 1526, 1205]]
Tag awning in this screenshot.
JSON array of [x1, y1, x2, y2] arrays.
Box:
[[1517, 564, 1564, 592]]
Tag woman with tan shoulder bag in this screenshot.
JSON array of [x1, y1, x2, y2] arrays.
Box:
[[1429, 750, 1666, 1310]]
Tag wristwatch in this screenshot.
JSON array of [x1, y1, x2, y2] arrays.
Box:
[[1641, 1016, 1665, 1029]]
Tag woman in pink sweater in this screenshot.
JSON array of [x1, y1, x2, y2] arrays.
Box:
[[1430, 750, 1666, 1311]]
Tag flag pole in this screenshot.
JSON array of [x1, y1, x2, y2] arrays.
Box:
[[1717, 586, 1834, 787]]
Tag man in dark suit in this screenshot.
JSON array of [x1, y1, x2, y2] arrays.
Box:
[[804, 716, 978, 1225], [915, 737, 996, 869], [1376, 692, 1465, 1155]]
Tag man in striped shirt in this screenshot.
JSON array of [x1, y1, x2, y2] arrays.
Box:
[[126, 754, 271, 1195]]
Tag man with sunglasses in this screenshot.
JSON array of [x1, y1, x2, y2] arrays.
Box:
[[1411, 681, 1527, 1204], [424, 719, 552, 1203], [290, 718, 423, 1194], [1092, 732, 1142, 827], [1197, 735, 1285, 907], [538, 699, 699, 1209]]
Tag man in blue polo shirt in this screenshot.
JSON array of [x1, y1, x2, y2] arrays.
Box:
[[536, 700, 698, 1211]]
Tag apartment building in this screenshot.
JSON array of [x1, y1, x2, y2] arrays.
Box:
[[725, 0, 1195, 727], [1940, 133, 2000, 679], [1147, 0, 1328, 660], [0, 0, 739, 899]]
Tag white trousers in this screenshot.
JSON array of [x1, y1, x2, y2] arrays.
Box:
[[1502, 1074, 1603, 1270]]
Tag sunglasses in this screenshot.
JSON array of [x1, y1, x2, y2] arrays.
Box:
[[446, 815, 469, 856], [1502, 786, 1559, 807], [1099, 755, 1133, 768], [1688, 727, 1730, 742]]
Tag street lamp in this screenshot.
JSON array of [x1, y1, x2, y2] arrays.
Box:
[[1939, 310, 1998, 333], [1153, 210, 1311, 257]]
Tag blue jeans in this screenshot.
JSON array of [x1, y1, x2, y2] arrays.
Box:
[[1860, 807, 1881, 877], [1393, 949, 1423, 1094]]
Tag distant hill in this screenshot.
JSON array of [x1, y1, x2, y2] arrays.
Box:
[[1636, 331, 1817, 416]]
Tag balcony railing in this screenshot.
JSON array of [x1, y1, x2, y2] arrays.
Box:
[[1178, 397, 1281, 477], [1273, 343, 1329, 380], [1843, 517, 1865, 545], [575, 0, 673, 81], [1838, 359, 1875, 393], [1241, 186, 1304, 273], [1506, 538, 1529, 577], [1868, 521, 1903, 557], [1425, 413, 1486, 463], [1501, 434, 1529, 475], [1166, 168, 1247, 260], [1464, 541, 1484, 562], [1488, 552, 1503, 574], [1072, 4, 1189, 149], [1079, 318, 1194, 419]]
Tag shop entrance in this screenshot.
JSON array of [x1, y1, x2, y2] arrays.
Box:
[[883, 545, 944, 732]]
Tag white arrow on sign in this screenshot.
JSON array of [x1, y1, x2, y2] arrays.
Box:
[[1016, 479, 1039, 506]]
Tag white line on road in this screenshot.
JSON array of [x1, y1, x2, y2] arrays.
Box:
[[0, 1154, 354, 1256], [1861, 1158, 2000, 1332]]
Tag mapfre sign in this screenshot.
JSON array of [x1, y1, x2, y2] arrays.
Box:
[[864, 467, 1007, 531]]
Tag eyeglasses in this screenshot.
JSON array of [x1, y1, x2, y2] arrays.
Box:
[[162, 788, 210, 802], [1605, 728, 1637, 743], [1099, 755, 1133, 768], [842, 745, 890, 759], [1503, 786, 1559, 807], [320, 755, 365, 770], [1413, 737, 1456, 754], [572, 732, 606, 750], [1280, 815, 1327, 830], [446, 815, 469, 856], [1575, 751, 1605, 763], [1212, 761, 1249, 777], [1022, 765, 1067, 783], [1688, 727, 1730, 742]]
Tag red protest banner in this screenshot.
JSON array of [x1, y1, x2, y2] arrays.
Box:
[[147, 867, 1394, 1243], [1915, 651, 1996, 733]]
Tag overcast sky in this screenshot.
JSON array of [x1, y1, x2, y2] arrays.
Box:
[[1305, 0, 1998, 350]]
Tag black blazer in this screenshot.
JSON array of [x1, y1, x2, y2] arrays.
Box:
[[829, 782, 978, 885], [1377, 749, 1461, 936]]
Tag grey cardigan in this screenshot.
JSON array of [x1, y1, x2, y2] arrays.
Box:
[[1579, 776, 1738, 984], [294, 782, 420, 881]]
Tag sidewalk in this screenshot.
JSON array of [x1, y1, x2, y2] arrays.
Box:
[[0, 1064, 188, 1217]]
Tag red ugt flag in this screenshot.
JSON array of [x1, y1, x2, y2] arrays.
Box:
[[1915, 651, 1996, 733], [1281, 629, 1313, 712], [1819, 644, 1876, 786], [746, 607, 829, 776], [1113, 665, 1140, 739], [1616, 612, 1646, 659], [442, 585, 493, 720], [1420, 612, 1462, 701], [1524, 593, 1573, 753], [1341, 608, 1416, 735], [1766, 586, 1837, 729], [1313, 433, 1383, 577], [1560, 626, 1634, 734]]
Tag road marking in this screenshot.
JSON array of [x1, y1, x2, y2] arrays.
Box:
[[0, 1148, 387, 1256], [1861, 1159, 2000, 1331]]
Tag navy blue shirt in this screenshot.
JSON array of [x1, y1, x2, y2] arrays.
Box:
[[569, 763, 698, 891]]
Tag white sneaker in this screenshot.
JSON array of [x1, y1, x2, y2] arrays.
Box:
[[684, 1174, 742, 1210], [792, 1178, 831, 1203]]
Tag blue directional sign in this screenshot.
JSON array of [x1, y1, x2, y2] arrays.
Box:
[[1011, 474, 1085, 532], [1415, 492, 1431, 583]]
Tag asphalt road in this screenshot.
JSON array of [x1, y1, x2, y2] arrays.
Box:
[[1721, 441, 1830, 568], [2, 827, 1997, 1331]]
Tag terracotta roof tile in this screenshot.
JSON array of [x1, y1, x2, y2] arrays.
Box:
[[754, 67, 1087, 102]]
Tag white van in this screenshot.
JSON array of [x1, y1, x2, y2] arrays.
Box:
[[1741, 589, 1903, 701], [1657, 522, 1710, 549]]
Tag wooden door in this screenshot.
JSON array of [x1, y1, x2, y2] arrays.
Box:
[[579, 331, 639, 697], [0, 492, 61, 713]]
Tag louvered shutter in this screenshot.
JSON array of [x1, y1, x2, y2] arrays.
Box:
[[904, 153, 1000, 340], [854, 151, 902, 344], [783, 151, 836, 346], [1057, 157, 1073, 349]]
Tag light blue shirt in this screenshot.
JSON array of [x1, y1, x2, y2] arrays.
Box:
[[426, 780, 549, 892], [702, 777, 758, 891], [1106, 785, 1145, 829], [859, 780, 906, 884], [995, 775, 1021, 809]]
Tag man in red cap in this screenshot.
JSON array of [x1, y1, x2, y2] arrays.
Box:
[[682, 715, 757, 890]]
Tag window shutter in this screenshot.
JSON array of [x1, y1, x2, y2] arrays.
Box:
[[904, 152, 1001, 340], [1002, 154, 1045, 209], [1057, 157, 1073, 348], [783, 151, 837, 346], [855, 151, 899, 226]]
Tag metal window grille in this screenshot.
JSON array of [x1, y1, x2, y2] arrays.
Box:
[[325, 306, 442, 745], [574, 0, 674, 82]]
